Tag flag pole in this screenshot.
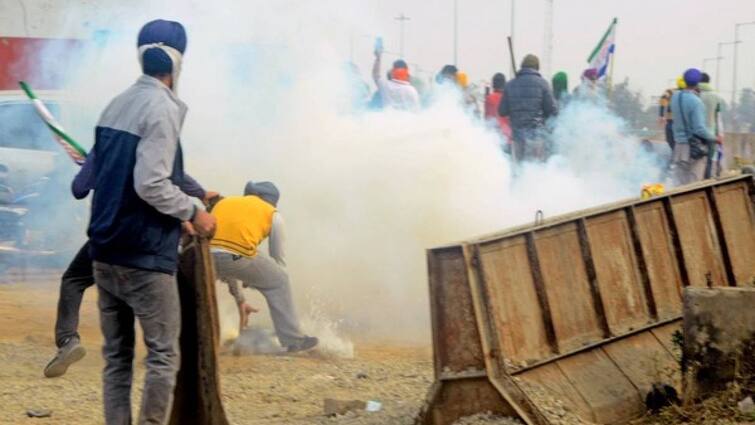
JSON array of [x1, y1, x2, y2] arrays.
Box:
[[607, 18, 617, 99], [19, 81, 88, 165]]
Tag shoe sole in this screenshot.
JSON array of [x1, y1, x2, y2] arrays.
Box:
[[44, 345, 87, 378], [287, 342, 319, 355]]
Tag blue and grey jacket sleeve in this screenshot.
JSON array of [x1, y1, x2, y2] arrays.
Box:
[[133, 107, 196, 221], [71, 150, 95, 199], [180, 174, 206, 200]]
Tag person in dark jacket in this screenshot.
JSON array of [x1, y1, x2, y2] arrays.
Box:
[[89, 19, 216, 425], [498, 54, 557, 165], [43, 150, 216, 379]]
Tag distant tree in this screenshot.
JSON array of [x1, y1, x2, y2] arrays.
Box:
[[608, 78, 656, 135], [733, 88, 755, 132]]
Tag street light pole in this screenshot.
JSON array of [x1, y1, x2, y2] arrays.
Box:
[[395, 13, 411, 59], [716, 41, 739, 91], [453, 0, 458, 65], [510, 0, 516, 43], [733, 22, 755, 107]]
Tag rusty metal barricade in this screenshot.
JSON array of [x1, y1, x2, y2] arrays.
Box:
[[418, 175, 755, 425], [170, 237, 230, 425]]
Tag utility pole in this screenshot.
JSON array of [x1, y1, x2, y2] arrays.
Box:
[[453, 0, 458, 65], [508, 0, 516, 77], [716, 41, 739, 92], [395, 13, 411, 59], [543, 0, 554, 78], [510, 0, 516, 43], [733, 22, 755, 107]]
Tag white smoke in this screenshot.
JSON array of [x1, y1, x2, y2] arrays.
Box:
[[11, 0, 666, 345]]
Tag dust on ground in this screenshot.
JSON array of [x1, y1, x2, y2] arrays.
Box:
[[0, 278, 520, 425]]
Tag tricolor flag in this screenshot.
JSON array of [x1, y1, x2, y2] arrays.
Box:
[[587, 18, 618, 80], [19, 81, 87, 166]]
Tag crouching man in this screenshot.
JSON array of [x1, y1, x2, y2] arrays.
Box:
[[210, 181, 318, 353]]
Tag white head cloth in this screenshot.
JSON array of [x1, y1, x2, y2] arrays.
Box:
[[137, 42, 183, 93]]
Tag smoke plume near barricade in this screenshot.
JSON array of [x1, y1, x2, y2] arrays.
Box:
[[17, 0, 665, 350]]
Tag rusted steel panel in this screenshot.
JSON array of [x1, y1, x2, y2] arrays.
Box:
[[671, 192, 728, 287], [467, 245, 552, 425], [634, 202, 684, 319], [556, 349, 644, 423], [602, 332, 680, 396], [418, 379, 514, 425], [585, 211, 652, 334], [626, 207, 659, 321], [712, 182, 755, 285], [649, 322, 682, 359], [534, 223, 604, 352], [170, 237, 229, 425], [478, 237, 553, 366], [428, 247, 485, 373], [518, 363, 595, 422], [421, 175, 754, 425]]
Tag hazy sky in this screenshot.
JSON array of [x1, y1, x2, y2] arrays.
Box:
[[350, 0, 755, 104], [2, 0, 754, 106]]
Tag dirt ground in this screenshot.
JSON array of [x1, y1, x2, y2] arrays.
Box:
[[0, 276, 520, 425]]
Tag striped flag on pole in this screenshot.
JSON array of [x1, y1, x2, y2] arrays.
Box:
[[587, 18, 618, 80], [19, 81, 87, 165]]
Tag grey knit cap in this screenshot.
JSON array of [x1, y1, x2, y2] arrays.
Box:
[[521, 54, 540, 70], [243, 181, 280, 207]]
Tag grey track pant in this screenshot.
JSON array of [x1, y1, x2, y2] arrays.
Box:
[[213, 252, 305, 347], [94, 262, 181, 425], [670, 143, 706, 186]]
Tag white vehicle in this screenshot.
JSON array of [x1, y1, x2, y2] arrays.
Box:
[[0, 96, 60, 191]]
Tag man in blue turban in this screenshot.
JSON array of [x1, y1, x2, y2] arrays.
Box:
[[88, 19, 216, 425]]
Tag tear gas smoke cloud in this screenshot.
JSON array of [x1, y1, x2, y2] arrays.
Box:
[[16, 0, 665, 345]]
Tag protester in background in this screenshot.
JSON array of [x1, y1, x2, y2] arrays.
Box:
[[210, 181, 318, 353], [88, 20, 216, 425], [456, 72, 480, 116], [669, 68, 717, 185], [436, 64, 459, 85], [484, 73, 512, 149], [43, 152, 216, 379], [574, 68, 601, 100], [659, 88, 676, 151], [371, 46, 419, 111], [659, 77, 687, 152], [699, 72, 725, 177], [551, 71, 569, 106], [498, 54, 557, 165]]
